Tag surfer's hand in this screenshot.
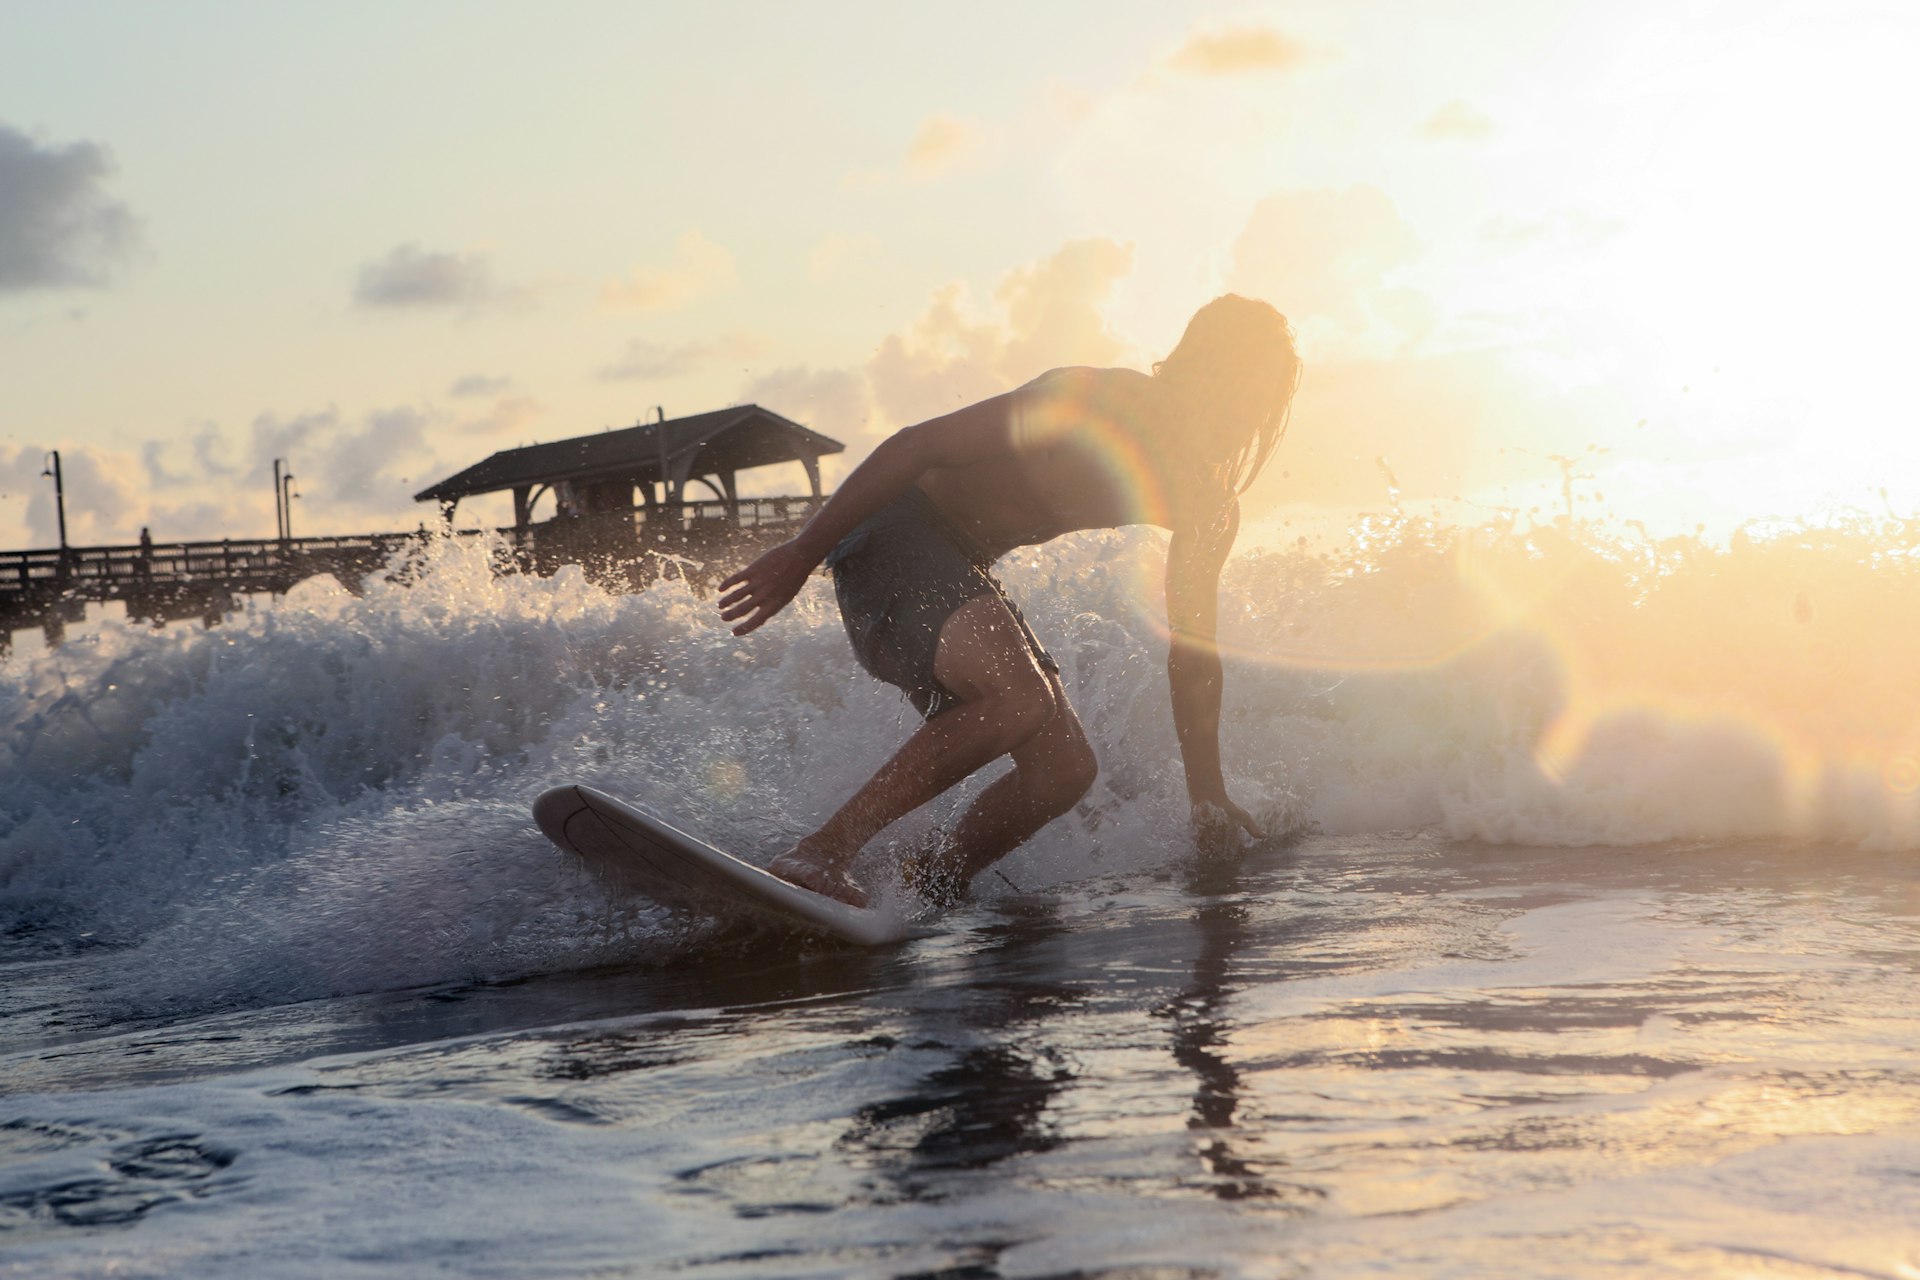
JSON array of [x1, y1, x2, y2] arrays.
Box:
[[1192, 796, 1262, 854], [719, 541, 812, 635]]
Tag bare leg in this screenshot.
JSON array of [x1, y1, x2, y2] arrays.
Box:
[[910, 670, 1097, 899], [772, 594, 1059, 906]]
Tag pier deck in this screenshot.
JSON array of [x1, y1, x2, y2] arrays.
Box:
[[0, 496, 818, 652]]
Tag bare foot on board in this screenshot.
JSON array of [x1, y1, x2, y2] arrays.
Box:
[[768, 848, 869, 909]]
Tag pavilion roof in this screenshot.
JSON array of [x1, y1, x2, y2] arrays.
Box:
[[413, 405, 843, 503]]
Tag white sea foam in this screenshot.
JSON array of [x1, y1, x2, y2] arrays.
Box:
[[4, 513, 1919, 1013]]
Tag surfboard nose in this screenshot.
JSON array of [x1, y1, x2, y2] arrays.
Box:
[[532, 785, 586, 846]]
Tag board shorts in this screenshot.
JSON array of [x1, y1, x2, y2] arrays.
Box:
[[825, 486, 1058, 719]]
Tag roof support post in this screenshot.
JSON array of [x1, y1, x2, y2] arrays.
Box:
[[667, 451, 699, 508], [800, 452, 823, 499], [512, 485, 532, 529]]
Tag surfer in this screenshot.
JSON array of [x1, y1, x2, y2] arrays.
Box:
[[719, 294, 1301, 907]]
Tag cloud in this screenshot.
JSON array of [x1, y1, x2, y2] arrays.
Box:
[[905, 112, 982, 177], [216, 406, 444, 534], [0, 124, 142, 293], [993, 237, 1137, 378], [352, 244, 498, 310], [454, 394, 543, 438], [1419, 100, 1494, 141], [141, 424, 239, 489], [449, 373, 512, 398], [620, 236, 1139, 492], [735, 366, 876, 491], [1162, 25, 1309, 77], [1, 445, 144, 546], [311, 406, 433, 503], [599, 231, 736, 311], [2, 399, 538, 547], [867, 236, 1135, 430], [845, 110, 993, 189], [596, 332, 767, 381], [1226, 185, 1424, 353], [743, 365, 874, 446], [127, 406, 447, 540]]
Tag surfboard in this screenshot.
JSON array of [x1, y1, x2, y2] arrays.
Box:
[[532, 783, 911, 946]]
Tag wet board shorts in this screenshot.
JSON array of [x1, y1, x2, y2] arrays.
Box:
[[825, 487, 1058, 719]]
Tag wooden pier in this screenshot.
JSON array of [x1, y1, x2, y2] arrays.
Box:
[[5, 401, 843, 655], [0, 495, 820, 655]]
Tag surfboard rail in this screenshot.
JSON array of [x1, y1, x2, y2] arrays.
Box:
[[533, 784, 911, 946]]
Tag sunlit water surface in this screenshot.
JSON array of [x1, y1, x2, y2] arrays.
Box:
[[4, 525, 1919, 1277]]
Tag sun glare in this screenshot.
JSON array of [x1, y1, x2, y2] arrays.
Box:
[[1456, 5, 1920, 519]]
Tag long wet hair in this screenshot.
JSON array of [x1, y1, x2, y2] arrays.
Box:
[[1152, 295, 1302, 496]]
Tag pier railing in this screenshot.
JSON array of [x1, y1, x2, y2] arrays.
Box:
[[1, 533, 422, 598], [0, 494, 822, 646]]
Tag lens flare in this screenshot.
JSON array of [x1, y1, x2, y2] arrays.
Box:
[[1157, 505, 1920, 845], [1010, 376, 1175, 530]]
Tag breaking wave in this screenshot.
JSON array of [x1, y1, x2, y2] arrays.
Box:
[[3, 507, 1918, 1014]]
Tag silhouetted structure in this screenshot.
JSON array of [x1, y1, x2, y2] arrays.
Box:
[[0, 531, 425, 653], [2, 405, 845, 654], [418, 404, 839, 522], [413, 403, 841, 591]]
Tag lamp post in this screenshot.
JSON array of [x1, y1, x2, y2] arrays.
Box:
[[280, 471, 298, 541], [40, 450, 68, 562], [272, 458, 288, 541]]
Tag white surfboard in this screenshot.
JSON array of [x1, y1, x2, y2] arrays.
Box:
[[532, 783, 911, 946]]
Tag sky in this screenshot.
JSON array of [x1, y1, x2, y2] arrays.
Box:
[[3, 0, 1918, 548]]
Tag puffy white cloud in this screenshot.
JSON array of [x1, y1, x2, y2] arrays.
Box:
[[867, 236, 1135, 429], [7, 235, 1141, 545], [598, 231, 736, 311], [0, 445, 144, 546], [316, 406, 432, 504], [140, 425, 239, 490], [114, 406, 450, 541], [0, 124, 142, 293]]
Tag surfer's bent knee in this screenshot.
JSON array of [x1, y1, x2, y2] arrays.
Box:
[[1056, 733, 1099, 807], [1029, 716, 1097, 814]]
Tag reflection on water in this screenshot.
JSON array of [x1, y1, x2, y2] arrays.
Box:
[[1163, 897, 1289, 1204], [839, 909, 1082, 1198], [5, 834, 1920, 1278]]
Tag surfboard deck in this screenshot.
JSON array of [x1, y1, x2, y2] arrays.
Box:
[[532, 783, 912, 946]]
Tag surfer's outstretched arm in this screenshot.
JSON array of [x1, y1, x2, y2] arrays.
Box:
[[717, 391, 1020, 636], [1166, 500, 1263, 847]]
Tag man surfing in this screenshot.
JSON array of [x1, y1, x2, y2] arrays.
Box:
[[719, 294, 1301, 907]]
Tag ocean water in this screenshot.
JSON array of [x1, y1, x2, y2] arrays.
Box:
[[3, 519, 1918, 1277]]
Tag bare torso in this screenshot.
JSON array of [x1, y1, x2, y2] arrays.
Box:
[[915, 366, 1203, 559]]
